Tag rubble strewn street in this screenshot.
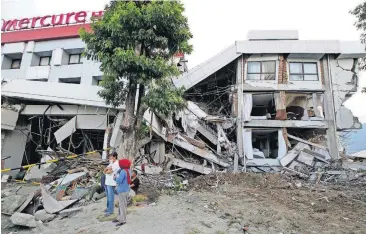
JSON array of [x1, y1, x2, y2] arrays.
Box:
[[1, 171, 365, 234]]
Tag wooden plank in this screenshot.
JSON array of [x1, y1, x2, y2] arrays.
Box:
[[287, 133, 327, 150]]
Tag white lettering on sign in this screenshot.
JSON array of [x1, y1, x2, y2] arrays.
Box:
[[1, 10, 104, 32]]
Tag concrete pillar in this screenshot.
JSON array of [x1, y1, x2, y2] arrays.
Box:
[[322, 55, 339, 159], [235, 56, 244, 172]]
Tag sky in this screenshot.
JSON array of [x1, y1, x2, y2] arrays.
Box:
[[1, 0, 366, 122]]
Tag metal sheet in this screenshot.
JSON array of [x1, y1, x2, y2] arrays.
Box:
[[76, 115, 107, 130], [54, 116, 76, 143]]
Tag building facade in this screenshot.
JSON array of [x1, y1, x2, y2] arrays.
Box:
[[1, 12, 364, 175], [172, 30, 365, 172]]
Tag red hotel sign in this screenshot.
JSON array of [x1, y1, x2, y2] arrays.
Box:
[[1, 10, 104, 32]]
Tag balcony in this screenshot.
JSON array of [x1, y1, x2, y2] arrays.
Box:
[[27, 66, 51, 80]]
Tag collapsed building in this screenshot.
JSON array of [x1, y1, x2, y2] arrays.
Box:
[[1, 15, 365, 179]]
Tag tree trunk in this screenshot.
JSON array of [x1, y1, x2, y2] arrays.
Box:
[[118, 82, 137, 160]]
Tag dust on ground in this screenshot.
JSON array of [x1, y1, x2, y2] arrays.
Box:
[[4, 173, 366, 234]]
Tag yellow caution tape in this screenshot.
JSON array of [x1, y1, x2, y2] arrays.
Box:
[[1, 147, 112, 173]]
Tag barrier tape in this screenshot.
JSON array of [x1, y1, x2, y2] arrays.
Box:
[[1, 147, 112, 173]]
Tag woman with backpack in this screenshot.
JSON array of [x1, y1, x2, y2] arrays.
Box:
[[113, 159, 131, 226]]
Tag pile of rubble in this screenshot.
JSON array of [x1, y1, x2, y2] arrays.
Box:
[[1, 149, 108, 230]]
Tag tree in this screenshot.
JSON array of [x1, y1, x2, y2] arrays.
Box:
[[351, 1, 366, 71], [80, 0, 193, 159]]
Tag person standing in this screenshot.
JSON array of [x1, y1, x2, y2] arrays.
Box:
[[103, 152, 119, 216], [113, 159, 131, 226], [130, 170, 140, 194]]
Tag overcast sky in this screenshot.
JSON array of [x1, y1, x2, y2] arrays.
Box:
[[2, 0, 366, 122]]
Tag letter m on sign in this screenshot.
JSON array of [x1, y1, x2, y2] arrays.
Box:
[[1, 19, 19, 31]]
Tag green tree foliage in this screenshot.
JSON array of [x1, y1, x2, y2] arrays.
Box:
[[79, 0, 192, 157], [351, 1, 366, 70]]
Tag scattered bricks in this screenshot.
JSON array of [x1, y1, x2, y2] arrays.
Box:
[[59, 207, 83, 218], [10, 212, 37, 228], [34, 209, 56, 222]]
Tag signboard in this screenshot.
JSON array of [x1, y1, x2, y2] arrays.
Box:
[[1, 10, 104, 32]]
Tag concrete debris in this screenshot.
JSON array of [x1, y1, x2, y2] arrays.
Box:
[[144, 165, 163, 175], [34, 209, 56, 222], [10, 212, 37, 228], [2, 174, 10, 182], [40, 184, 78, 214], [1, 194, 28, 214], [59, 207, 83, 218]]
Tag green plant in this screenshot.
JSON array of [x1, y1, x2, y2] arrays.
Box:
[[80, 1, 192, 159]]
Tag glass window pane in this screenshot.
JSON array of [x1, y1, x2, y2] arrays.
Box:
[[304, 75, 318, 81], [290, 75, 304, 81], [247, 62, 260, 73], [40, 57, 50, 66], [262, 61, 275, 73], [11, 60, 21, 69], [247, 74, 261, 80], [290, 63, 302, 74], [69, 54, 80, 64], [261, 74, 275, 80], [303, 63, 317, 74]]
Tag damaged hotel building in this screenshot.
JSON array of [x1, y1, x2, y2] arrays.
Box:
[[1, 12, 365, 177]]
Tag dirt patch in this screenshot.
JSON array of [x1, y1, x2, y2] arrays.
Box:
[[188, 173, 366, 233]]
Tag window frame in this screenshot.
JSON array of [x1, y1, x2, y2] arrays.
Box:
[[39, 56, 51, 66], [246, 61, 276, 81], [68, 54, 82, 65], [289, 62, 319, 81], [11, 59, 21, 69]]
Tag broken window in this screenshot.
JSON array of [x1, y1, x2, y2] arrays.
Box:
[[286, 93, 324, 120], [251, 129, 279, 159], [289, 62, 318, 81], [11, 59, 21, 69], [250, 93, 276, 119], [247, 61, 276, 80]]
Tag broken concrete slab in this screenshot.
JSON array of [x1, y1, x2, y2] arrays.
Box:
[[170, 158, 213, 175], [302, 148, 330, 164], [10, 212, 37, 228], [24, 163, 56, 180], [40, 184, 77, 214], [287, 133, 327, 150], [59, 207, 83, 218], [53, 172, 87, 186], [34, 209, 56, 222], [196, 122, 218, 145], [1, 194, 28, 214], [169, 134, 229, 167], [1, 105, 21, 130], [342, 161, 366, 171], [16, 191, 37, 213], [1, 214, 15, 229], [280, 143, 310, 166], [71, 187, 90, 200], [297, 151, 315, 166]]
